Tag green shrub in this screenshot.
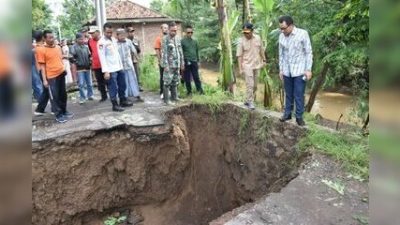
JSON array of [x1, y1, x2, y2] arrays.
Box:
[[140, 54, 160, 92]]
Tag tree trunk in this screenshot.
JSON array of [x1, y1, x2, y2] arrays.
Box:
[[216, 0, 235, 93], [305, 63, 329, 112], [263, 80, 272, 107], [279, 81, 284, 110], [243, 0, 251, 23], [362, 113, 369, 130]]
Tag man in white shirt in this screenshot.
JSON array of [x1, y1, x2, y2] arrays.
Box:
[[278, 15, 313, 126], [98, 23, 133, 112]]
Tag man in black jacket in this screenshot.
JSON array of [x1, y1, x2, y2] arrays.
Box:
[[71, 33, 94, 104]]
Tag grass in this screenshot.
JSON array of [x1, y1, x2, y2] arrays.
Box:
[[322, 179, 345, 195], [254, 114, 272, 143], [188, 83, 239, 117], [140, 55, 160, 92], [298, 123, 369, 179], [238, 110, 251, 137]]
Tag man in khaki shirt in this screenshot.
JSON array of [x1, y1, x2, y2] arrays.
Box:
[[237, 22, 266, 110]]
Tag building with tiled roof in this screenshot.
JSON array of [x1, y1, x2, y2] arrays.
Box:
[[86, 0, 181, 54]]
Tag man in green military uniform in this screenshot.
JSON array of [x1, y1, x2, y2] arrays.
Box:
[[161, 22, 184, 105]]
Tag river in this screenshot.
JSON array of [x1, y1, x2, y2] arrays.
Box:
[[199, 67, 355, 123]]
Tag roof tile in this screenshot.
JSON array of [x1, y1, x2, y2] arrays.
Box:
[[107, 0, 166, 19]]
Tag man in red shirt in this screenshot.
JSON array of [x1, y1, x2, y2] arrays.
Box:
[[88, 26, 108, 102]]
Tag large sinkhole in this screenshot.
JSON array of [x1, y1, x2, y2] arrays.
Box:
[[32, 104, 307, 225]]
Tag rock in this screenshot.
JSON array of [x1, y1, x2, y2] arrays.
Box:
[[128, 210, 144, 225], [275, 148, 285, 159]]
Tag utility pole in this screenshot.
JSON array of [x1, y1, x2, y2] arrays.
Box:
[[95, 0, 107, 34], [57, 21, 62, 41]]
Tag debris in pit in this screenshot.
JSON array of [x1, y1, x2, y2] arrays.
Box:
[[106, 209, 144, 225], [103, 215, 127, 225]]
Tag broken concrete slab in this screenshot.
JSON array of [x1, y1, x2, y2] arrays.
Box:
[[210, 154, 368, 225]]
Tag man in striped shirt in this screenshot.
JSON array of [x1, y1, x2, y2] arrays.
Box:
[[278, 15, 313, 126]]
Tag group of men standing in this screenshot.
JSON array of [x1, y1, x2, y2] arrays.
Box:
[[154, 22, 204, 105], [152, 17, 312, 126], [32, 15, 312, 126], [32, 23, 144, 123]]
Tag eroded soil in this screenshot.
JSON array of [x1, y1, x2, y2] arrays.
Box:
[[32, 104, 306, 225]]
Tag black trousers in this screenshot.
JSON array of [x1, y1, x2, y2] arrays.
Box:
[[0, 75, 14, 118], [93, 68, 108, 99], [184, 61, 203, 94], [159, 65, 164, 95], [48, 72, 67, 117]]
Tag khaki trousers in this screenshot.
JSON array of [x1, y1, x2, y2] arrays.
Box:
[[244, 67, 259, 104]]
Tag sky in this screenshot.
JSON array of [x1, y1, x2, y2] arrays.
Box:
[[133, 0, 152, 7]]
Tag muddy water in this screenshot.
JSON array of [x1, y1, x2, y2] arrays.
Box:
[[199, 67, 354, 123]]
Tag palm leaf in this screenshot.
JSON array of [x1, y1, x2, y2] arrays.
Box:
[[253, 0, 274, 13], [228, 9, 240, 34]]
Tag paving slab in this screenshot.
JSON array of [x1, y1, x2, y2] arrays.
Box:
[[32, 91, 174, 142], [211, 154, 369, 225]]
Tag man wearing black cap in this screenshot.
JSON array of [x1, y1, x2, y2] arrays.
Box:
[[126, 26, 143, 91], [71, 32, 94, 104], [237, 22, 266, 110]]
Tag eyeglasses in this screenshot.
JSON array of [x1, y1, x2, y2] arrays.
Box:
[[280, 26, 290, 31], [187, 32, 193, 34]]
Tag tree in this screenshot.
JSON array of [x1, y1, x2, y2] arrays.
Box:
[[242, 0, 251, 23], [150, 0, 165, 12], [32, 0, 52, 30], [58, 0, 94, 40], [215, 0, 236, 92], [252, 0, 275, 107], [305, 0, 369, 114]]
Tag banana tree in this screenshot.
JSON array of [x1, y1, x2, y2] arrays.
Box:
[[253, 0, 275, 107], [214, 0, 237, 93]]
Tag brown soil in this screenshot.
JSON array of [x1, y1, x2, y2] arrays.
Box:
[[32, 104, 306, 225]]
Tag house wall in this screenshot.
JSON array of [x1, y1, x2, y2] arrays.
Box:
[[110, 22, 182, 56]]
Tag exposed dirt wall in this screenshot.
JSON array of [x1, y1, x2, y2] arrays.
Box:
[[32, 104, 306, 225]]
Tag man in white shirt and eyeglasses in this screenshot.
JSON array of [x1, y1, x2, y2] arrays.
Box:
[[278, 15, 313, 126]]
